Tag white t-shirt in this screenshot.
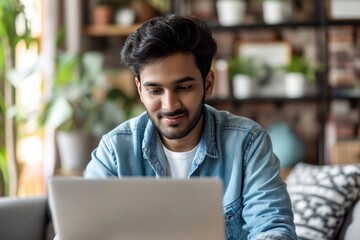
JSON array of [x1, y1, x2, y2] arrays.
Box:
[[163, 144, 199, 179]]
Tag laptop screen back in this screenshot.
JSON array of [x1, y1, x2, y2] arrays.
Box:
[[48, 177, 225, 240]]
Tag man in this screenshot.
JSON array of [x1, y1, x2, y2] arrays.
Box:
[[85, 14, 297, 240]]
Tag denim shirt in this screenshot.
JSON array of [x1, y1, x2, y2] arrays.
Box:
[[85, 105, 297, 240]]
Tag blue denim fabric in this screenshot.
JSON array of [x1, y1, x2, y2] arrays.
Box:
[[85, 105, 297, 240]]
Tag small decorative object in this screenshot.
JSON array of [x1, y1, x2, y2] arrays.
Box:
[[237, 42, 291, 68], [188, 0, 217, 21], [92, 0, 114, 26], [268, 123, 304, 169], [115, 7, 136, 26], [214, 59, 230, 99], [232, 74, 254, 99], [261, 0, 292, 24], [284, 72, 306, 98], [329, 0, 360, 19], [216, 0, 246, 26]]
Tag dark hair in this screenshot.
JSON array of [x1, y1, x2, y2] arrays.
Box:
[[120, 14, 217, 81]]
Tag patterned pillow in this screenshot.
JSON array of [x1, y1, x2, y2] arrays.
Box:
[[285, 163, 360, 240]]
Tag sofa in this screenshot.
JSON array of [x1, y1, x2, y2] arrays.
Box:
[[0, 195, 55, 240], [0, 163, 359, 240], [337, 199, 360, 239]]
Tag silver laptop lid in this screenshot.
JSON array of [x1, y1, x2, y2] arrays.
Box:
[[48, 177, 225, 240]]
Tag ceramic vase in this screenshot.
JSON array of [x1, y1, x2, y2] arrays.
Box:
[[216, 0, 246, 26], [284, 72, 306, 98], [232, 74, 255, 99]]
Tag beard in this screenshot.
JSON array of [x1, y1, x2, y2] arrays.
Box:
[[146, 98, 205, 140]]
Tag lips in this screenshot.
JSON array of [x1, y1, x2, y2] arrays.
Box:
[[162, 113, 186, 126], [158, 110, 187, 126]]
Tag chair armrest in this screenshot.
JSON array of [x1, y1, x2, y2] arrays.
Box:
[[0, 195, 50, 240]]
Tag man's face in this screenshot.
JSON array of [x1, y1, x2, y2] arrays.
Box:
[[136, 52, 214, 150]]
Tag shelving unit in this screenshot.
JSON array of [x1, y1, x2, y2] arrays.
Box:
[[84, 24, 142, 36], [191, 1, 326, 165], [324, 11, 360, 164], [80, 0, 360, 165]]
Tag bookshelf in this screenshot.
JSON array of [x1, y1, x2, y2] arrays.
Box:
[[80, 0, 360, 165]]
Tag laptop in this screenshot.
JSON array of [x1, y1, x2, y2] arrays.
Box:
[[48, 177, 225, 240]]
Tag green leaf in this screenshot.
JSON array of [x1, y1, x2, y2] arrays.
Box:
[[44, 97, 73, 129], [0, 147, 9, 196], [82, 51, 104, 78], [229, 56, 259, 78], [6, 62, 40, 88], [283, 56, 319, 83], [55, 52, 80, 87]]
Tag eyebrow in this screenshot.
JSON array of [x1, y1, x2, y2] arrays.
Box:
[[142, 76, 196, 87]]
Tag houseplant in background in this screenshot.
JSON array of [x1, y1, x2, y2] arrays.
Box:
[[0, 0, 34, 195], [229, 56, 260, 99], [282, 56, 317, 98], [8, 27, 142, 175], [0, 93, 8, 195], [37, 50, 142, 175]]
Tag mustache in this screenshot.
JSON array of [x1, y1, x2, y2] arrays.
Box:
[[158, 109, 187, 118]]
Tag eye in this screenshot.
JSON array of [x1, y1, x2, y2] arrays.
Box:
[[146, 88, 163, 95], [176, 84, 192, 92]]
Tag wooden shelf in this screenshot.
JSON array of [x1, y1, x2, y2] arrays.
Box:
[[208, 20, 322, 31], [327, 19, 360, 26], [206, 95, 320, 105], [84, 24, 142, 36]]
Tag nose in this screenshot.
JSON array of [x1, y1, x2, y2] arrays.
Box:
[[162, 91, 181, 113]]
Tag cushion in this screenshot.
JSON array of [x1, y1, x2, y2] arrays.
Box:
[[285, 163, 360, 240], [337, 198, 360, 240]]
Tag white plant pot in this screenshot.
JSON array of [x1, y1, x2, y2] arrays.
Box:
[[216, 0, 246, 26], [115, 8, 136, 26], [263, 1, 292, 24], [232, 74, 255, 99], [56, 131, 95, 174], [284, 73, 306, 98]]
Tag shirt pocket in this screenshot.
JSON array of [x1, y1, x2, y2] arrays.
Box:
[[224, 199, 242, 240]]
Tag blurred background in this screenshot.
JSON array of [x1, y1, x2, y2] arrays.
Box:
[[1, 0, 360, 197]]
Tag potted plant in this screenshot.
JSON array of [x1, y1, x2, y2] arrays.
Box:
[[258, 0, 292, 24], [7, 27, 142, 175], [37, 50, 142, 175], [92, 0, 118, 25], [282, 56, 317, 98], [216, 0, 247, 26], [228, 56, 260, 99]]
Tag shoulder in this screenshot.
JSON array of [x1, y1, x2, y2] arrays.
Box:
[[205, 105, 265, 137], [103, 111, 149, 138]]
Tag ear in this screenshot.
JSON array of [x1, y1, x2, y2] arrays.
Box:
[[135, 77, 144, 103], [205, 70, 215, 98]]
